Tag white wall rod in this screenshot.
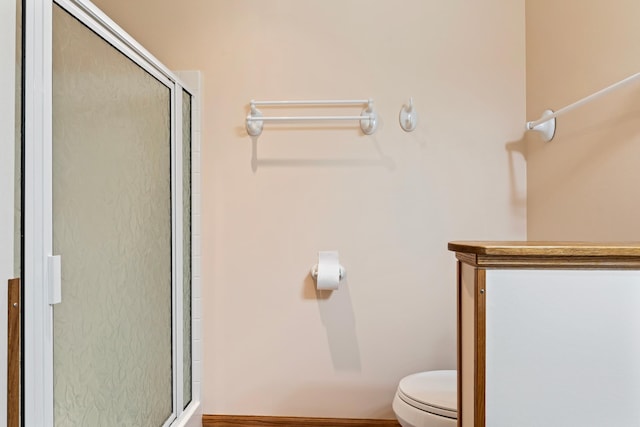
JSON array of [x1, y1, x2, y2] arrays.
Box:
[[526, 72, 640, 141], [247, 115, 370, 122], [251, 99, 370, 106]]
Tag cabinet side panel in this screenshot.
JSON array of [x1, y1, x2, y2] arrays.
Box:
[[456, 261, 462, 427], [460, 262, 476, 427]]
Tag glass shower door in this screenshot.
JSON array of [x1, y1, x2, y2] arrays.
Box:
[[52, 4, 172, 426], [182, 90, 193, 410]]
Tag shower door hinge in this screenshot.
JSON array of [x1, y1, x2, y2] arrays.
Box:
[[48, 255, 62, 305]]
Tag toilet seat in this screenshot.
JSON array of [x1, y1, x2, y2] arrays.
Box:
[[397, 370, 457, 419]]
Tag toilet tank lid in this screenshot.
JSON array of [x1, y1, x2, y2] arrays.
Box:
[[398, 370, 457, 413]]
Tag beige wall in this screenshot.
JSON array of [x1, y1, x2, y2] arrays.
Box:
[[526, 1, 640, 240], [92, 0, 526, 418]]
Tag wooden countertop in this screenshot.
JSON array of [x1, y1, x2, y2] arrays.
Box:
[[448, 241, 640, 268]]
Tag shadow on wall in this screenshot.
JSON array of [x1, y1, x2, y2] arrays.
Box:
[[243, 131, 395, 172], [302, 273, 361, 373], [506, 136, 527, 214]]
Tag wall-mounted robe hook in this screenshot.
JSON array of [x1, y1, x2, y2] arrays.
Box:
[[399, 98, 417, 132]]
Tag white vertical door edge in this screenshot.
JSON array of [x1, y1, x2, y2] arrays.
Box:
[[23, 0, 54, 425], [174, 85, 186, 419], [0, 0, 18, 423]]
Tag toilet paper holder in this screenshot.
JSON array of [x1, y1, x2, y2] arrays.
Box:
[[310, 264, 346, 281]]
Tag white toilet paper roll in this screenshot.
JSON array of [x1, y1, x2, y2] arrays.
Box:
[[316, 251, 341, 290]]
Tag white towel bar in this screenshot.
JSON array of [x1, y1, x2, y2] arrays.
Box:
[[246, 99, 378, 136], [251, 99, 370, 106], [247, 115, 371, 122]]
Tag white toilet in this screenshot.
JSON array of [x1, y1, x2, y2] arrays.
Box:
[[392, 370, 457, 427]]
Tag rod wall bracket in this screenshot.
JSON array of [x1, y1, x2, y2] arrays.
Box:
[[360, 100, 378, 135], [527, 109, 556, 142], [246, 102, 264, 136]]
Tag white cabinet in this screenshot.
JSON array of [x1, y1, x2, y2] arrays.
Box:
[[450, 242, 640, 427]]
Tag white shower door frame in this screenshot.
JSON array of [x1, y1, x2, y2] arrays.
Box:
[[23, 0, 200, 425]]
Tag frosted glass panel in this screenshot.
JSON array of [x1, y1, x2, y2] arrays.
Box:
[[52, 5, 172, 426], [182, 90, 192, 408]]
